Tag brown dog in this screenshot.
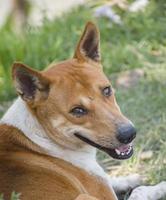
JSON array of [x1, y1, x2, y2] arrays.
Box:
[[0, 22, 137, 200]]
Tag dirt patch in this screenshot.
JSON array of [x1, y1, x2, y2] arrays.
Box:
[[115, 69, 144, 89]]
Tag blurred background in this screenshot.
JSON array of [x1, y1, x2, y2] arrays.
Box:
[[0, 0, 166, 199]]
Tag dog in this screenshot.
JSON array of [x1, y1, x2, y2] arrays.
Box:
[[0, 22, 165, 200]]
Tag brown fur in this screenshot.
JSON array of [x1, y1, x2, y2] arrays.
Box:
[[0, 125, 115, 200]]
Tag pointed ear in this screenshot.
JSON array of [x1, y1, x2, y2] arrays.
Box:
[[12, 62, 50, 104], [74, 22, 101, 62]]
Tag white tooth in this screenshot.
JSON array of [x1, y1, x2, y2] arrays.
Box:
[[121, 152, 125, 156], [115, 149, 121, 155], [127, 147, 132, 154]]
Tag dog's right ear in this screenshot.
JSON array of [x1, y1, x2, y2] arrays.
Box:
[[12, 62, 50, 104]]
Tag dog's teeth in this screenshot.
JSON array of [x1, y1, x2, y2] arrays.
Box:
[[126, 146, 132, 155], [115, 145, 132, 157], [115, 149, 121, 155]]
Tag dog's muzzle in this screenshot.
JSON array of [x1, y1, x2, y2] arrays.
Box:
[[74, 133, 134, 160]]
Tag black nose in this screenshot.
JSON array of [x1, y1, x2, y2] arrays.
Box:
[[117, 124, 136, 144]]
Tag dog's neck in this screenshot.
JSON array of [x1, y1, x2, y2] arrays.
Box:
[[1, 98, 105, 176]]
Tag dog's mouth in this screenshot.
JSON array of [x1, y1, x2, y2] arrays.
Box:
[[74, 133, 133, 160]]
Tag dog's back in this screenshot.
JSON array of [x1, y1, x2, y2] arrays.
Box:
[[0, 124, 83, 200]]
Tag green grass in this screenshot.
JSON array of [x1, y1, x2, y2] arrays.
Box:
[[0, 0, 166, 199], [0, 192, 20, 200]]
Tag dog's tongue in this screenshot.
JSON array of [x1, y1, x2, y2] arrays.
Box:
[[116, 143, 131, 153]]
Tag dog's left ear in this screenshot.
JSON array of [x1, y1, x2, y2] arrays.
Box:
[[74, 22, 101, 63]]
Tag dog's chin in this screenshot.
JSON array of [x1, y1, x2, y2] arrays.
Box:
[[74, 133, 133, 160]]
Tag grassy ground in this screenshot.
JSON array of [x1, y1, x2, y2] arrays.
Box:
[[0, 0, 166, 199]]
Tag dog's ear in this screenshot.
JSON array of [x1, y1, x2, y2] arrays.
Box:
[[12, 62, 50, 104], [74, 22, 101, 63]]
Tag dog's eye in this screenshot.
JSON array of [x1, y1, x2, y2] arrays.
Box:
[[102, 86, 112, 97], [70, 107, 88, 117]]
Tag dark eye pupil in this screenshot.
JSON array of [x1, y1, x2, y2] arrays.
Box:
[[70, 107, 87, 117], [103, 86, 112, 97]]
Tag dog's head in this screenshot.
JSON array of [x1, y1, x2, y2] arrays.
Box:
[[12, 22, 136, 160]]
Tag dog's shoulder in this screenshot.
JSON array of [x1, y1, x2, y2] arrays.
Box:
[[0, 125, 84, 200], [0, 124, 29, 150]]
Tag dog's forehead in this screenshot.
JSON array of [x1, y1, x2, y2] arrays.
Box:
[[44, 59, 109, 86]]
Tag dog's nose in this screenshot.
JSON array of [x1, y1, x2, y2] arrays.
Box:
[[117, 124, 136, 144]]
